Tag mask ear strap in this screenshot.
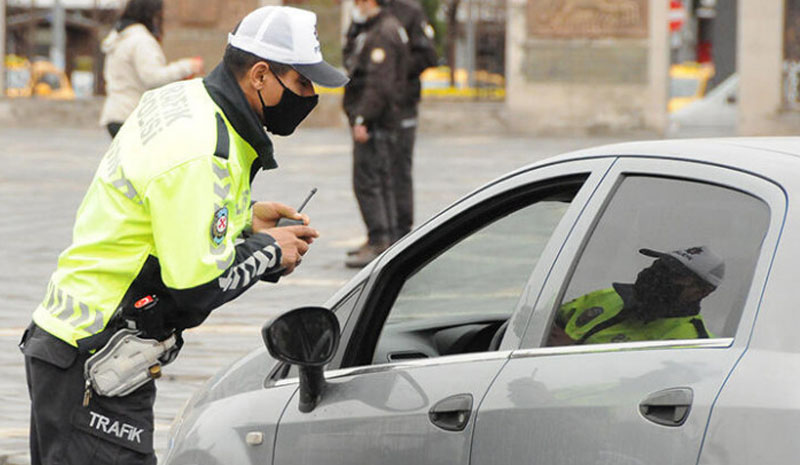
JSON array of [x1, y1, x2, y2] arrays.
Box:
[[256, 89, 272, 125], [270, 68, 290, 91]]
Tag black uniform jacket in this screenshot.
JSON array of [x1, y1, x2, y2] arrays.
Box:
[[345, 0, 437, 107], [343, 9, 410, 129]]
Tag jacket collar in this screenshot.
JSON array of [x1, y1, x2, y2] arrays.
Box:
[[364, 8, 388, 27], [203, 62, 278, 171]]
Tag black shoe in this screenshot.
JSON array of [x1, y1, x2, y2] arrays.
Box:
[[345, 242, 389, 268]]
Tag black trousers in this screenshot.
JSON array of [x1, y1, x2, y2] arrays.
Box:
[[21, 324, 156, 465], [353, 128, 398, 245], [390, 114, 417, 240]]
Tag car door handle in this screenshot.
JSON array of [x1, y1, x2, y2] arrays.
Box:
[[639, 387, 693, 427], [428, 393, 473, 431]]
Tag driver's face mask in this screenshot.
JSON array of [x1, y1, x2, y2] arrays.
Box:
[[632, 259, 686, 321], [257, 69, 318, 136]]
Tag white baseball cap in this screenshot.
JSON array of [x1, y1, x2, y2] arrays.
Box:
[[639, 246, 726, 287], [228, 6, 349, 88]]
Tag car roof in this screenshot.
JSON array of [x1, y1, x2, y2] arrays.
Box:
[[515, 137, 800, 183]]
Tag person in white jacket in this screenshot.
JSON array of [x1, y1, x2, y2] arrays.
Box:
[[99, 0, 202, 137]]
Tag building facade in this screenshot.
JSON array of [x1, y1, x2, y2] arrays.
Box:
[[738, 0, 800, 135], [505, 0, 669, 133]]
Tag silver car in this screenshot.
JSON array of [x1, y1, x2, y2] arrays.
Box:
[[165, 138, 798, 465]]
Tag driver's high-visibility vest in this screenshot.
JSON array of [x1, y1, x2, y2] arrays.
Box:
[[32, 77, 282, 347], [556, 288, 713, 344]]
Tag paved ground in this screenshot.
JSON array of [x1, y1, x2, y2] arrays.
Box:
[[0, 126, 631, 464]]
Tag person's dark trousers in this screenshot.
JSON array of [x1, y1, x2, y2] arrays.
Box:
[[353, 127, 398, 246], [107, 122, 123, 138], [21, 324, 157, 465], [390, 107, 418, 241]]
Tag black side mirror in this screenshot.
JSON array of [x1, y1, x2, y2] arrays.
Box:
[[262, 306, 340, 413]]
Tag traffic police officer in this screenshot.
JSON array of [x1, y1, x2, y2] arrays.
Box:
[[548, 246, 725, 346], [345, 0, 437, 250], [19, 6, 348, 464], [343, 0, 410, 268]]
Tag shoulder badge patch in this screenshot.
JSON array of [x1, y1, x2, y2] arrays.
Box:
[[424, 23, 435, 39], [211, 207, 229, 245], [398, 26, 409, 44], [371, 48, 386, 64], [575, 306, 604, 327]]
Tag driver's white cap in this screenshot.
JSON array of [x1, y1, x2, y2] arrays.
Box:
[[639, 246, 726, 287], [228, 6, 348, 88]]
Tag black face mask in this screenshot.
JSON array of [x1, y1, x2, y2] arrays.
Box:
[[631, 259, 702, 321], [257, 70, 318, 136]]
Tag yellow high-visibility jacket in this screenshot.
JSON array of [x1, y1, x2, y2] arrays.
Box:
[[33, 63, 283, 348]]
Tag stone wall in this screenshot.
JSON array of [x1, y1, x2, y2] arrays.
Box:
[[160, 0, 263, 72], [738, 0, 799, 135], [505, 0, 668, 133]]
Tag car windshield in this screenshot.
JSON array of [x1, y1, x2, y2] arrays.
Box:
[[671, 77, 701, 98]]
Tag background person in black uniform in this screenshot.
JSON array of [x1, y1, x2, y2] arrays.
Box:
[[345, 0, 437, 255], [343, 0, 410, 268]]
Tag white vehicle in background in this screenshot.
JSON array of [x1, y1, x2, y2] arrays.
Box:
[[669, 74, 739, 137]]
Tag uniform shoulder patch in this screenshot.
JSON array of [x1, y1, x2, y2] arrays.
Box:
[[424, 22, 435, 39], [371, 48, 386, 63], [575, 306, 604, 327], [211, 206, 229, 245], [398, 26, 409, 44]]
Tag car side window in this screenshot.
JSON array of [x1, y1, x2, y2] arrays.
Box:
[[545, 175, 769, 347], [370, 183, 583, 365]]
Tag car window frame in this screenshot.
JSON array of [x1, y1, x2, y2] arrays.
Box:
[[335, 158, 617, 370], [517, 156, 787, 354]]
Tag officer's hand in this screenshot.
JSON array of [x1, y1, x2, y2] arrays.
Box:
[[353, 124, 369, 143], [253, 201, 310, 231], [264, 225, 320, 275]]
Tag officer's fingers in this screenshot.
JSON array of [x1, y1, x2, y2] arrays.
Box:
[[253, 202, 282, 223], [280, 247, 299, 268], [273, 202, 299, 219], [298, 213, 311, 225], [282, 263, 296, 276], [295, 239, 310, 256], [286, 225, 319, 238]]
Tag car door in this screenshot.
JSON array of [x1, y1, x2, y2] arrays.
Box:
[[270, 159, 614, 465], [471, 157, 784, 465]]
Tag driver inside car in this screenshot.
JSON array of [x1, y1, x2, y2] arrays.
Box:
[[547, 246, 725, 346]]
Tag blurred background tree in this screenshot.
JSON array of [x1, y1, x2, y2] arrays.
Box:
[[420, 0, 446, 60]]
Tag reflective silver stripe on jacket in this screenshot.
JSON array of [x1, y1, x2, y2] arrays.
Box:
[[218, 245, 278, 291], [42, 280, 106, 334], [210, 160, 234, 270]]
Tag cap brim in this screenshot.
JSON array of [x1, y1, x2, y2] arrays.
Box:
[[639, 248, 667, 259], [293, 61, 349, 88]]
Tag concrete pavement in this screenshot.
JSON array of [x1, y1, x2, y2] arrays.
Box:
[[0, 125, 629, 464]]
